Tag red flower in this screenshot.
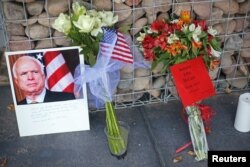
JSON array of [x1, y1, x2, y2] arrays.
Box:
[[142, 35, 155, 49], [171, 23, 182, 31], [154, 33, 167, 50], [207, 35, 213, 42], [144, 49, 155, 61], [193, 20, 207, 31], [151, 20, 170, 33]]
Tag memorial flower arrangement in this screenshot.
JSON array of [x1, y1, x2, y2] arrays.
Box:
[[137, 11, 222, 161], [56, 2, 131, 158], [137, 11, 221, 73], [53, 2, 118, 66]]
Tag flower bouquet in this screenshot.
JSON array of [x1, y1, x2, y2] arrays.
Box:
[[54, 2, 132, 158], [137, 11, 221, 161], [52, 2, 118, 66]]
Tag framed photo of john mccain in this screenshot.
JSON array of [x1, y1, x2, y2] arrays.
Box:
[[5, 46, 90, 137]]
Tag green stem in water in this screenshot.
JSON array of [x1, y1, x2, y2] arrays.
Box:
[[105, 102, 126, 155]]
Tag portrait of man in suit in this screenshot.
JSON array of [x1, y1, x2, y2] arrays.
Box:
[[12, 55, 75, 105]]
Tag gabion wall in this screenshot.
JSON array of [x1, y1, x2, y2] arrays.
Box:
[[1, 0, 250, 111]]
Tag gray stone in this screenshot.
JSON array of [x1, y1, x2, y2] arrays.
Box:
[[26, 1, 44, 16], [45, 0, 69, 17], [130, 18, 147, 36], [9, 39, 35, 51], [226, 71, 248, 89], [234, 19, 249, 32], [173, 3, 191, 16], [38, 12, 56, 27], [135, 68, 150, 77], [224, 35, 243, 51], [15, 0, 35, 2], [53, 31, 72, 46], [238, 1, 250, 14], [193, 1, 212, 19], [143, 0, 171, 16], [21, 15, 38, 26], [157, 12, 169, 20], [3, 2, 26, 20], [25, 23, 50, 39], [133, 77, 150, 91], [35, 39, 56, 49], [214, 0, 239, 14], [153, 76, 166, 89], [116, 8, 145, 27], [93, 0, 112, 11], [6, 23, 25, 36], [125, 0, 142, 6], [114, 3, 132, 22], [221, 52, 236, 75]]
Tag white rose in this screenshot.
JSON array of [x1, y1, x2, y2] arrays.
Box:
[[210, 45, 221, 58], [91, 18, 104, 36], [168, 34, 179, 44], [52, 13, 71, 35], [73, 15, 96, 33], [194, 25, 202, 35], [98, 11, 118, 26], [207, 26, 217, 36], [189, 24, 195, 31], [72, 2, 86, 16], [87, 10, 99, 17]]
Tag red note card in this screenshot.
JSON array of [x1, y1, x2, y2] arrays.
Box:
[[170, 57, 215, 107]]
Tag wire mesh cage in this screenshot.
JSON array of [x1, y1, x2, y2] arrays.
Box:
[[1, 0, 250, 111]]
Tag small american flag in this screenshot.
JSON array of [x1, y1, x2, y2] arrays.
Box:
[[100, 27, 133, 64], [43, 51, 74, 93]]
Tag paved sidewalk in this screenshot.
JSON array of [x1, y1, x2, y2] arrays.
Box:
[[0, 85, 250, 167]]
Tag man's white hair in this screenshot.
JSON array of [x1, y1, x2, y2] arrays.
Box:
[[12, 56, 44, 79]]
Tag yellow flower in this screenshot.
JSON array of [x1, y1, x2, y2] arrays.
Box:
[[73, 15, 96, 33], [180, 10, 191, 23], [52, 13, 71, 35]]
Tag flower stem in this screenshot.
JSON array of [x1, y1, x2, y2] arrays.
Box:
[[105, 102, 126, 155], [186, 105, 208, 161]]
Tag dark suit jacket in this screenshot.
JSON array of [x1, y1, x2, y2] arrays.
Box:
[[17, 89, 75, 105]]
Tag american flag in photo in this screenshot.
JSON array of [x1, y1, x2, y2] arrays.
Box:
[[100, 27, 133, 64], [42, 51, 74, 93]]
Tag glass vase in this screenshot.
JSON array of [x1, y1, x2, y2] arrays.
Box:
[[185, 105, 208, 161], [104, 102, 130, 159], [104, 121, 130, 159]]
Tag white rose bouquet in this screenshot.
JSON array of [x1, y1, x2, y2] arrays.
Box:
[[53, 2, 118, 66]]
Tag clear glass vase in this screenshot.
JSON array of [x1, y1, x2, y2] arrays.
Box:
[[104, 121, 130, 158], [185, 105, 208, 161]]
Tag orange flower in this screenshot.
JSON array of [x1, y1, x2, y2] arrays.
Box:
[[166, 41, 188, 56], [192, 41, 202, 49], [180, 10, 191, 24], [210, 59, 220, 70]]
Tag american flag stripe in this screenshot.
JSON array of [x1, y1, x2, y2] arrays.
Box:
[[49, 73, 74, 92], [47, 64, 71, 88], [43, 51, 74, 93], [100, 27, 133, 64]]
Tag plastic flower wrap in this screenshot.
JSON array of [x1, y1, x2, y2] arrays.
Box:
[[137, 11, 221, 73], [137, 11, 222, 161], [53, 2, 118, 66]]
